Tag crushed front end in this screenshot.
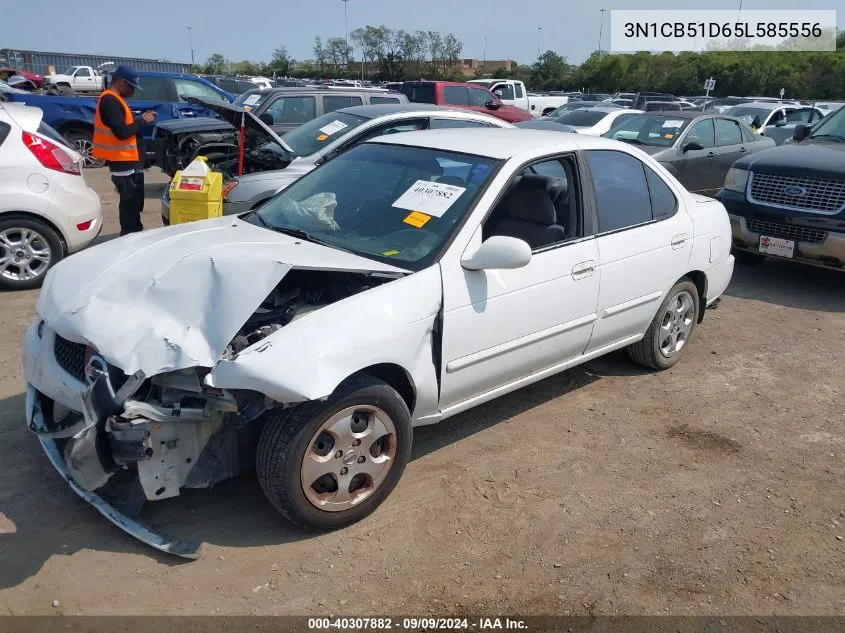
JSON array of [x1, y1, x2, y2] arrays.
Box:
[[24, 320, 270, 559]]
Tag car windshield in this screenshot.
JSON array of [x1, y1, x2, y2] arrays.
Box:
[[280, 112, 368, 157], [808, 106, 845, 140], [62, 67, 78, 75], [546, 103, 588, 118], [556, 109, 610, 127], [725, 106, 771, 124], [603, 114, 691, 147], [254, 143, 500, 270]]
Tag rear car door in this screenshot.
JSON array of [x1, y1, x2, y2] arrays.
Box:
[[584, 149, 692, 354], [676, 117, 717, 193], [713, 118, 746, 186]]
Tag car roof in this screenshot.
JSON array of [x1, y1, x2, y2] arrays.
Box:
[[336, 103, 503, 120], [259, 86, 394, 95], [368, 127, 617, 159], [623, 110, 721, 119], [728, 101, 782, 110], [583, 105, 629, 113]]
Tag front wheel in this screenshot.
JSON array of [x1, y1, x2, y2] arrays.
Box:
[[256, 375, 412, 531], [628, 279, 700, 370]]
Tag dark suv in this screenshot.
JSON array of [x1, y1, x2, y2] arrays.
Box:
[[716, 105, 845, 271]]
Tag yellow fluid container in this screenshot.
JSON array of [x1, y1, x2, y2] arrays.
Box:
[[169, 157, 223, 225]]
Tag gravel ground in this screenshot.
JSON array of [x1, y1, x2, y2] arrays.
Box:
[[0, 167, 843, 616]]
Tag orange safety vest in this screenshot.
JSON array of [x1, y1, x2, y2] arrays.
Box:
[[92, 89, 139, 162]]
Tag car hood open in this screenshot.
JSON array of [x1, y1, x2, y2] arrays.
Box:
[[184, 96, 294, 154], [37, 217, 408, 377]]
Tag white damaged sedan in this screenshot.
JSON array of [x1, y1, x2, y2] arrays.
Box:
[[24, 129, 734, 558]]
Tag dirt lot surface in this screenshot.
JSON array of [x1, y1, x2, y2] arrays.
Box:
[[0, 167, 843, 616]]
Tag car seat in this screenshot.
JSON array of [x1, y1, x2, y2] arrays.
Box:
[[492, 187, 565, 249]]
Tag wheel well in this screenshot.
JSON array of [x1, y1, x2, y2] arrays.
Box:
[[57, 82, 71, 88], [0, 211, 69, 254], [57, 122, 93, 137], [683, 271, 708, 323], [350, 364, 416, 414]]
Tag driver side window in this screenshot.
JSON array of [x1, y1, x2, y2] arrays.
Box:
[[354, 119, 428, 143], [494, 84, 515, 100], [482, 156, 582, 251], [685, 119, 715, 148], [468, 88, 492, 107]]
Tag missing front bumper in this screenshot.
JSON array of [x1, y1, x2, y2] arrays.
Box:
[[39, 436, 202, 559]]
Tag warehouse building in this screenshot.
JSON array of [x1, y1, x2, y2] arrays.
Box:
[[0, 48, 191, 75]]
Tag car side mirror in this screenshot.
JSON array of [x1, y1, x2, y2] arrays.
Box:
[[751, 116, 762, 129], [485, 100, 501, 110], [259, 113, 274, 126], [461, 236, 532, 271], [682, 141, 704, 152], [793, 124, 811, 142], [774, 119, 787, 127]]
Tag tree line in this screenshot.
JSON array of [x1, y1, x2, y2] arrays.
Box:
[[199, 28, 845, 99]]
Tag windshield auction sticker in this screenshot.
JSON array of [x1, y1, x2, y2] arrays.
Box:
[[318, 120, 348, 136], [242, 94, 262, 106], [393, 180, 466, 218], [610, 10, 836, 52]]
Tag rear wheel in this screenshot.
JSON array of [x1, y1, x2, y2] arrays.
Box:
[[628, 279, 700, 370], [63, 128, 104, 168], [256, 375, 412, 531], [0, 217, 63, 290]]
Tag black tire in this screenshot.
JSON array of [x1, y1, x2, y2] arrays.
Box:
[[733, 249, 766, 265], [628, 279, 700, 370], [256, 375, 412, 531], [63, 128, 104, 168], [0, 216, 64, 291]]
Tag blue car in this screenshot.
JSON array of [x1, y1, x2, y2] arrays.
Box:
[[4, 71, 233, 167]]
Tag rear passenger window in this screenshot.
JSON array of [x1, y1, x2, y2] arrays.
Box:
[[370, 96, 400, 104], [323, 95, 363, 112], [586, 150, 652, 233], [430, 118, 491, 129], [443, 86, 469, 106], [644, 167, 677, 220]]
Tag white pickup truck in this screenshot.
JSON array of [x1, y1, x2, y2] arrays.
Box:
[[467, 79, 569, 118], [43, 65, 107, 94]]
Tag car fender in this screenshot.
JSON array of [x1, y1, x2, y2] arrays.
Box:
[[209, 264, 443, 421]]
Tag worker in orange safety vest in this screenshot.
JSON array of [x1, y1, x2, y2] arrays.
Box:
[[92, 65, 157, 236]]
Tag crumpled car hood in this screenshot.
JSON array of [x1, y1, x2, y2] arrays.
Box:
[[37, 217, 408, 376]]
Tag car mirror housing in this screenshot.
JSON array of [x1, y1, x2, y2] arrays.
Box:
[[461, 236, 532, 271], [793, 124, 811, 142], [683, 141, 704, 152], [485, 100, 501, 110]]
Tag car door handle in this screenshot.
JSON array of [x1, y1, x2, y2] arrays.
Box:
[[671, 234, 689, 249], [572, 261, 596, 279], [707, 151, 715, 157]]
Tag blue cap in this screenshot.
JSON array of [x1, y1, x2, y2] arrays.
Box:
[[112, 64, 142, 90]]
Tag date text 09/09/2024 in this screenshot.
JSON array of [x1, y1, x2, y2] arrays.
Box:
[[308, 617, 528, 630], [623, 22, 823, 39]]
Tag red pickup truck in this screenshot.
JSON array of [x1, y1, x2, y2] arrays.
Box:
[[399, 80, 533, 123]]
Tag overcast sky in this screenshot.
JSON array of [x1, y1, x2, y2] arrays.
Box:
[[5, 0, 843, 67]]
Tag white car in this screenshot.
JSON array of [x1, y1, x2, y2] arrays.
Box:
[[553, 106, 645, 135], [0, 103, 102, 290], [24, 129, 734, 557]]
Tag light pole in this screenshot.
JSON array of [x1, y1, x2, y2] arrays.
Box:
[[342, 0, 349, 72], [537, 27, 542, 61], [483, 37, 487, 70], [598, 9, 606, 54], [186, 26, 195, 70]]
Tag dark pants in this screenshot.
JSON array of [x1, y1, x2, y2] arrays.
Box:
[[111, 171, 144, 236]]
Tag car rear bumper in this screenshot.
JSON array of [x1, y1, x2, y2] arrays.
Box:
[[706, 254, 734, 306], [49, 180, 102, 253]]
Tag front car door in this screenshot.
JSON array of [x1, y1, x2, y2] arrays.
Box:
[[259, 94, 318, 134], [675, 117, 717, 194], [128, 75, 178, 153], [173, 77, 230, 119], [442, 85, 470, 112], [439, 154, 600, 410], [583, 149, 693, 353]]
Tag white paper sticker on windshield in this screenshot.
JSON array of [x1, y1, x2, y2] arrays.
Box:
[[663, 119, 684, 128], [318, 120, 349, 136], [243, 94, 261, 106], [392, 180, 466, 218]]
